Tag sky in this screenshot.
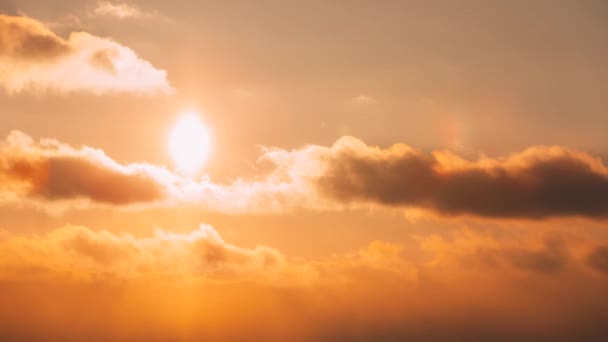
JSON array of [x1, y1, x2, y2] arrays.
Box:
[[1, 1, 608, 341]]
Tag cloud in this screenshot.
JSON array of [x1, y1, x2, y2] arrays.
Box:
[[0, 223, 284, 281], [0, 14, 173, 94], [0, 130, 330, 212], [350, 94, 376, 105], [0, 131, 323, 212], [0, 223, 607, 341], [496, 237, 569, 274], [94, 2, 143, 19], [305, 136, 608, 219], [587, 245, 608, 274], [0, 131, 165, 205], [4, 130, 608, 220], [423, 229, 574, 275], [92, 2, 171, 22]]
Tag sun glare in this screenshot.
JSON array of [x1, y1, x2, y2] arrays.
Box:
[[169, 111, 211, 174]]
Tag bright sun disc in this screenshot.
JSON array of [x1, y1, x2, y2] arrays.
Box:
[[169, 112, 211, 173]]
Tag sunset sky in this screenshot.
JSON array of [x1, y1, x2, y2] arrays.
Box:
[[1, 1, 608, 341]]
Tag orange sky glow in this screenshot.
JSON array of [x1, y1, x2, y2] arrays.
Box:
[[1, 1, 608, 341]]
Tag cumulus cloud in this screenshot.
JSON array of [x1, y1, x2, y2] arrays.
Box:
[[4, 130, 608, 220], [0, 223, 284, 281], [0, 223, 607, 341], [306, 136, 608, 219], [0, 131, 165, 205], [0, 130, 322, 212], [0, 14, 173, 94]]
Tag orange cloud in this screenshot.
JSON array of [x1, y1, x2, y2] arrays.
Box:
[[0, 223, 284, 281], [301, 136, 608, 219], [4, 131, 608, 220], [94, 2, 144, 19], [0, 131, 165, 205], [0, 223, 607, 341], [587, 245, 608, 275], [0, 14, 173, 94], [0, 131, 320, 212], [92, 1, 169, 22]]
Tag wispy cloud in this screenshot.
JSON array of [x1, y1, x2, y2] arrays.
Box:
[[92, 1, 170, 22], [94, 2, 143, 19], [350, 94, 376, 105]]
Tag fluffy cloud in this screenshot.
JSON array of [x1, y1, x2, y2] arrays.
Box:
[[0, 223, 284, 281], [307, 136, 608, 218], [0, 222, 607, 341], [0, 130, 319, 211], [0, 131, 166, 205], [4, 130, 608, 220], [0, 14, 173, 94]]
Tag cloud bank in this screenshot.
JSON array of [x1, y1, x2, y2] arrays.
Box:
[[0, 130, 318, 212], [0, 223, 607, 341], [305, 137, 608, 218], [0, 223, 284, 281], [3, 131, 608, 219], [0, 14, 173, 94]]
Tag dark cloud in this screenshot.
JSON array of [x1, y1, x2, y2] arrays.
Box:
[[587, 245, 608, 274], [0, 133, 165, 205], [0, 14, 70, 60], [315, 138, 608, 218], [3, 155, 164, 205], [38, 157, 163, 204]]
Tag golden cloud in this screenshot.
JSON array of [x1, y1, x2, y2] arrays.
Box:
[[304, 136, 608, 218], [94, 2, 144, 19], [0, 223, 285, 282], [3, 131, 608, 220], [0, 222, 607, 341], [0, 130, 321, 212], [0, 131, 166, 205], [0, 14, 173, 94]]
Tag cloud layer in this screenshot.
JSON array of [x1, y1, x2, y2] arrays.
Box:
[[3, 131, 608, 219], [0, 222, 607, 341], [0, 223, 284, 281], [0, 14, 172, 94], [0, 130, 318, 212]]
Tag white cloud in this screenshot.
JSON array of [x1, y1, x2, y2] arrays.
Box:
[[350, 94, 376, 105], [0, 14, 173, 95], [94, 2, 143, 19]]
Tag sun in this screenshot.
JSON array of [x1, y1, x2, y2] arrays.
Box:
[[169, 111, 211, 174]]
